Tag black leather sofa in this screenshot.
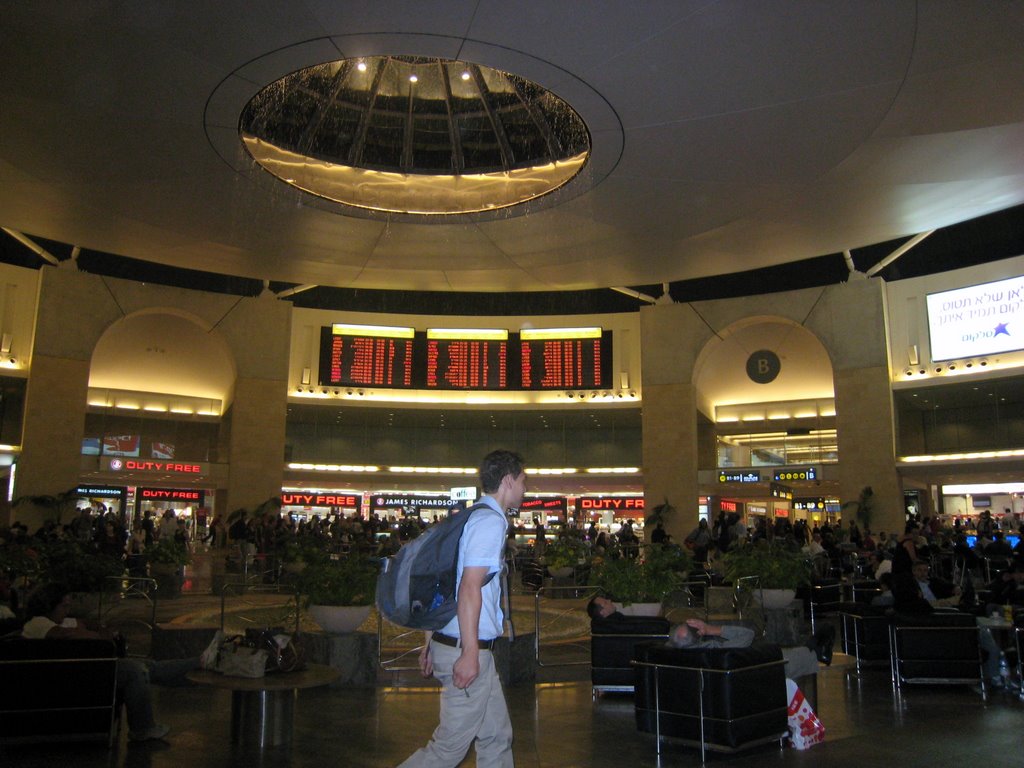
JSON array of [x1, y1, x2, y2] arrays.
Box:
[[591, 616, 671, 692], [633, 641, 788, 761], [0, 637, 120, 745]]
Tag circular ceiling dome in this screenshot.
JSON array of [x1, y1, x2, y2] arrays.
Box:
[[239, 55, 590, 216]]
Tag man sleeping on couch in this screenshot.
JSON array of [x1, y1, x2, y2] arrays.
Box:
[[587, 596, 833, 675]]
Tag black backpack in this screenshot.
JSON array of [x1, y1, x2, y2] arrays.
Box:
[[376, 503, 497, 630]]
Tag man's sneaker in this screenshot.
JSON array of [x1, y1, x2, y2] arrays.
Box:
[[130, 723, 170, 742], [200, 630, 225, 670]]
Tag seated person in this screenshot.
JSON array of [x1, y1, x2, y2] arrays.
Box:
[[21, 583, 222, 742], [870, 572, 895, 608], [984, 560, 1024, 615]]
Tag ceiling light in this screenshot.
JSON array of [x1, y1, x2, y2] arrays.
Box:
[[409, 74, 418, 83], [356, 61, 367, 72], [461, 71, 470, 80]]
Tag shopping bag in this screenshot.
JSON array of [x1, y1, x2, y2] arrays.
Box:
[[786, 678, 825, 750], [244, 627, 307, 673], [215, 635, 268, 678]]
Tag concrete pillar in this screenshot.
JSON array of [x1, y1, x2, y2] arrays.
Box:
[[640, 303, 713, 543], [14, 355, 90, 528], [226, 376, 288, 512], [805, 280, 904, 536]]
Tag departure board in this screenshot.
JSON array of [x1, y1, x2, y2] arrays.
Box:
[[319, 327, 414, 387], [520, 331, 611, 389], [318, 326, 612, 390], [426, 338, 509, 389]]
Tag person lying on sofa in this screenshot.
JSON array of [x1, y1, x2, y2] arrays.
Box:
[[21, 582, 222, 742], [587, 597, 834, 669]]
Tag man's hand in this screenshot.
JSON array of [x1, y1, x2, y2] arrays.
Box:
[[686, 618, 721, 637], [419, 633, 434, 678], [453, 649, 480, 690]]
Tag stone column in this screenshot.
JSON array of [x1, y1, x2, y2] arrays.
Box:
[[225, 376, 289, 512], [806, 280, 904, 537], [640, 303, 713, 543]]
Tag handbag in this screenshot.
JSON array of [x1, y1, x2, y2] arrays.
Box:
[[243, 627, 307, 674], [215, 635, 268, 678]]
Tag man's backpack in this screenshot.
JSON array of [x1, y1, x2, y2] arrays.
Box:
[[376, 502, 497, 630]]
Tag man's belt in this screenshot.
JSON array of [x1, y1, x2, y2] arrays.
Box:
[[432, 633, 496, 650]]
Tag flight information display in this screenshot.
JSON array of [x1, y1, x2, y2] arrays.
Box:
[[520, 331, 611, 389], [318, 326, 612, 390], [426, 338, 509, 389], [319, 327, 414, 387]]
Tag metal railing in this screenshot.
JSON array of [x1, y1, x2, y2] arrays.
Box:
[[218, 582, 300, 635], [534, 583, 599, 667]]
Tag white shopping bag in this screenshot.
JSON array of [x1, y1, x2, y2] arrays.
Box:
[[785, 678, 825, 750]]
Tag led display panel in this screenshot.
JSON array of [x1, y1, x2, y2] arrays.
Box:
[[425, 337, 509, 390], [319, 325, 415, 388], [520, 330, 611, 389]]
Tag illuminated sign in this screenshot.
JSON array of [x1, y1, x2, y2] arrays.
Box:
[[138, 488, 205, 503], [76, 485, 125, 500], [371, 495, 462, 511], [770, 482, 793, 500], [793, 498, 826, 511], [719, 500, 738, 512], [772, 467, 817, 482], [519, 497, 568, 514], [579, 496, 644, 512], [280, 493, 360, 508], [450, 486, 477, 501], [719, 471, 761, 483], [108, 459, 205, 475], [926, 274, 1024, 361], [319, 326, 415, 388]]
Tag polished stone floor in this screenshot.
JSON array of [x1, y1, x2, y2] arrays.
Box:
[[5, 563, 1024, 768], [4, 638, 1024, 768]]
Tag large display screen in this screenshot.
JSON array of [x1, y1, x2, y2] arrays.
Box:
[[425, 335, 509, 390], [520, 330, 611, 389], [926, 275, 1024, 361], [318, 325, 612, 390], [319, 325, 415, 388]]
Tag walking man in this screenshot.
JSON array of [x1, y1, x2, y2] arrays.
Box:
[[398, 449, 525, 768]]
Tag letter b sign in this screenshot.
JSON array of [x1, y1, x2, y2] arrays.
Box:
[[746, 350, 781, 384]]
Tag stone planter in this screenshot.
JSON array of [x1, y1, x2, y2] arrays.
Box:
[[308, 604, 372, 634], [548, 565, 574, 578], [759, 588, 796, 609]]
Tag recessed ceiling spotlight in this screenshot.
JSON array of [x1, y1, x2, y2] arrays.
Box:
[[461, 71, 470, 81], [409, 74, 418, 83], [357, 61, 367, 72]]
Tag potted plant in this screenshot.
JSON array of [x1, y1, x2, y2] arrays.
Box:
[[296, 551, 379, 634], [590, 543, 690, 614], [146, 538, 191, 598], [722, 539, 812, 608], [543, 531, 590, 579]]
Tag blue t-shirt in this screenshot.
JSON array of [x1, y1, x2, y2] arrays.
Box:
[[439, 497, 508, 641]]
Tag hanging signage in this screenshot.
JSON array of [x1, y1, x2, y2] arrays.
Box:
[[138, 487, 205, 503], [579, 496, 644, 512], [793, 498, 826, 511], [770, 482, 793, 500], [519, 497, 568, 514], [280, 492, 360, 508], [772, 467, 818, 482], [450, 486, 477, 502], [107, 458, 207, 476], [76, 485, 126, 501], [719, 500, 739, 513], [371, 495, 463, 511], [719, 471, 761, 483]]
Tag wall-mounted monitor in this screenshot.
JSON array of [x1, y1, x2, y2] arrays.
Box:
[[925, 275, 1024, 361]]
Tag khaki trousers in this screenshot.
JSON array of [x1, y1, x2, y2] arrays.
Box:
[[397, 639, 514, 768]]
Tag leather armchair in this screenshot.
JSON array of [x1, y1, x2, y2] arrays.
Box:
[[591, 616, 670, 692], [889, 611, 982, 692], [632, 641, 788, 761]]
